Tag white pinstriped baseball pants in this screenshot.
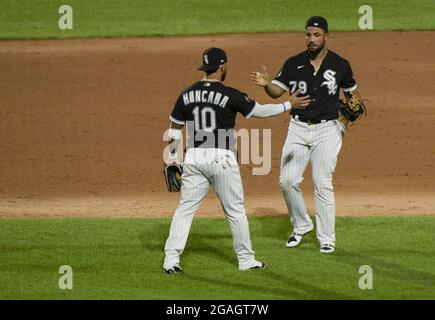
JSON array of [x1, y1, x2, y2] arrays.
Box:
[[280, 118, 344, 246], [164, 148, 257, 269]]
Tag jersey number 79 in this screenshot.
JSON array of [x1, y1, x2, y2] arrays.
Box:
[[289, 81, 307, 94]]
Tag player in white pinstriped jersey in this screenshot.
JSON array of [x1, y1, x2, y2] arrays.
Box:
[[252, 17, 363, 253], [163, 48, 310, 273]]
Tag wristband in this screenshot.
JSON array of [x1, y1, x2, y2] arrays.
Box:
[[282, 101, 291, 112]]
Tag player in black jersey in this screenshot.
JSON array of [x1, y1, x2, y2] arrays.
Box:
[[163, 47, 310, 273], [251, 17, 364, 254]]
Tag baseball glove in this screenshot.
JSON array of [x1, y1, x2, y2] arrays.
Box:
[[337, 95, 367, 125], [163, 162, 183, 192]]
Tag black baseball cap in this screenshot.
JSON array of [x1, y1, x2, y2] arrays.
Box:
[[198, 47, 227, 72], [305, 16, 328, 33]]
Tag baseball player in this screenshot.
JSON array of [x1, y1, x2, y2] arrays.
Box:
[[251, 16, 363, 253], [163, 47, 310, 273]]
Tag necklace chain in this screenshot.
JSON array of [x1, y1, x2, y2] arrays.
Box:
[[201, 78, 221, 82]]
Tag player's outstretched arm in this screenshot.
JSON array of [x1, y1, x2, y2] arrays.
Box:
[[252, 89, 311, 118], [251, 66, 286, 99]]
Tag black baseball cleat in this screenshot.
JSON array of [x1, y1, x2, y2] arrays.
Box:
[[163, 266, 183, 274]]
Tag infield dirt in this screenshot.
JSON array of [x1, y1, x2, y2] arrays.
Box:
[[0, 32, 434, 217]]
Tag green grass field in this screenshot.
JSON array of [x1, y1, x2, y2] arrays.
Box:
[[0, 216, 434, 299], [0, 0, 434, 39], [1, 0, 434, 302]]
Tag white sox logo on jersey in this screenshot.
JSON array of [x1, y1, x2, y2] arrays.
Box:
[[321, 69, 338, 95]]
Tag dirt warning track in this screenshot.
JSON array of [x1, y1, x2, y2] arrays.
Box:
[[0, 32, 434, 217]]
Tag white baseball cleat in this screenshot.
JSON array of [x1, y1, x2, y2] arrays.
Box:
[[239, 260, 267, 271], [286, 228, 313, 248], [320, 243, 335, 254]]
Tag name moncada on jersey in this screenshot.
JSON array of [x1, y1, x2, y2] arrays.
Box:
[[182, 89, 229, 109]]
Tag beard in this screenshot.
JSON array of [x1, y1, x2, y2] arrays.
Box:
[[307, 42, 324, 59]]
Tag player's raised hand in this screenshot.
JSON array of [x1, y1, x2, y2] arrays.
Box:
[[289, 89, 311, 109], [251, 66, 269, 87]]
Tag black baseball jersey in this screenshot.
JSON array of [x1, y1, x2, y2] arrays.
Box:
[[170, 80, 256, 151], [272, 50, 357, 121]]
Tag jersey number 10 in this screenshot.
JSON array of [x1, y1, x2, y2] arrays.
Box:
[[193, 106, 216, 132]]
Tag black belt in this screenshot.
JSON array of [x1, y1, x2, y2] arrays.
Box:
[[292, 115, 335, 125]]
